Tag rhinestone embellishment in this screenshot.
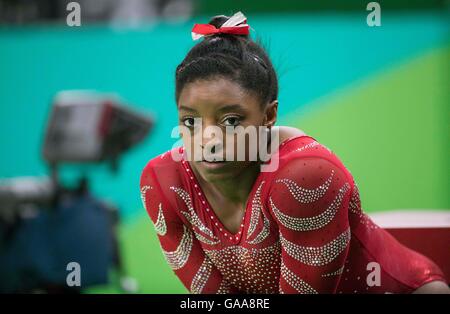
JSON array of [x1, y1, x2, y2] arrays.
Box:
[[269, 182, 351, 232], [275, 170, 334, 204], [280, 227, 351, 266], [154, 203, 167, 236], [170, 186, 219, 240], [281, 261, 318, 294], [162, 225, 193, 270], [190, 256, 215, 293], [246, 181, 265, 239]]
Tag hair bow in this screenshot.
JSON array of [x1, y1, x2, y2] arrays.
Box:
[[191, 11, 250, 41]]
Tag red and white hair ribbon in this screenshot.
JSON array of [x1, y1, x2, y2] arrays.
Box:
[[191, 11, 250, 41]]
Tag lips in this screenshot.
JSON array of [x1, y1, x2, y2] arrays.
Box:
[[201, 159, 225, 163], [199, 159, 228, 171]]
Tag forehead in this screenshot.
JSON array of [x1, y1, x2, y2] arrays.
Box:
[[178, 77, 257, 109]]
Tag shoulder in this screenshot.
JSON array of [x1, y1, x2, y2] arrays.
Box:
[[274, 135, 355, 186], [263, 136, 356, 233], [140, 146, 184, 189], [266, 136, 356, 214], [277, 126, 307, 143], [140, 147, 187, 221]]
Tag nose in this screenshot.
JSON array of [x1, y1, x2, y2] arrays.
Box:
[[201, 143, 217, 154], [200, 143, 221, 154], [201, 136, 224, 160]]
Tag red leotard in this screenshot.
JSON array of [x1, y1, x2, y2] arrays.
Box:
[[140, 134, 445, 294]]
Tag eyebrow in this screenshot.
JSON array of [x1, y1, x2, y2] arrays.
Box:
[[178, 103, 248, 114], [216, 104, 247, 113], [178, 105, 197, 112]]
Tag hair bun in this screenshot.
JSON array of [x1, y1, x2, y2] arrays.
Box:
[[208, 15, 230, 28], [207, 14, 250, 40]]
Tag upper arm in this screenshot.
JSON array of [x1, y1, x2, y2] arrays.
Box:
[[140, 162, 192, 269], [268, 156, 354, 293], [140, 160, 236, 294]]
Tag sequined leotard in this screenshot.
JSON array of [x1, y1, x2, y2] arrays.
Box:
[[140, 134, 445, 294]]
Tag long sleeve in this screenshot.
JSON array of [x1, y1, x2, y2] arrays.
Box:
[[268, 156, 354, 294], [140, 162, 237, 294]]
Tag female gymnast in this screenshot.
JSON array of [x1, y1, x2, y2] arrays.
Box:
[[140, 12, 449, 294]]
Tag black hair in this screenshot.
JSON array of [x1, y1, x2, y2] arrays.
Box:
[[175, 14, 278, 107]]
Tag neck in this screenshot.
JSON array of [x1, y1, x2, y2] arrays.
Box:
[[194, 162, 261, 206]]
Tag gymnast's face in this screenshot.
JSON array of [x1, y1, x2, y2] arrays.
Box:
[[177, 76, 277, 182]]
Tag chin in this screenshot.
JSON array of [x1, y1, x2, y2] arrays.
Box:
[[197, 161, 251, 182]]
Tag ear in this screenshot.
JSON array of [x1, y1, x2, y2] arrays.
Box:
[[263, 99, 278, 127]]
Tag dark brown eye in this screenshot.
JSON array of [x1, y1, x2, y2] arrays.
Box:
[[222, 116, 241, 127], [182, 117, 195, 127]]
